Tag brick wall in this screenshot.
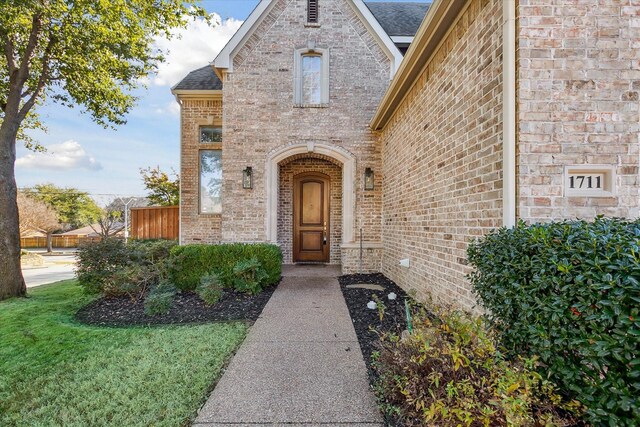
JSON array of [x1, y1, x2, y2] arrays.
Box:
[[378, 0, 504, 310], [517, 0, 640, 221], [219, 0, 388, 254], [180, 98, 223, 244], [278, 156, 342, 264]]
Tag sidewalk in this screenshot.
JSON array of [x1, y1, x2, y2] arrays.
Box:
[[194, 265, 382, 426]]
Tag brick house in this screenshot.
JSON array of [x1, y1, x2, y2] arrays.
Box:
[[173, 0, 639, 310]]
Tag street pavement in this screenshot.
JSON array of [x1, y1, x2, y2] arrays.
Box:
[[22, 253, 77, 288]]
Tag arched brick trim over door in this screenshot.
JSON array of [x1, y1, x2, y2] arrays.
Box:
[[265, 142, 356, 245]]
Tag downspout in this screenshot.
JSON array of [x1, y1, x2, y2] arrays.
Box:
[[502, 0, 517, 227], [175, 94, 184, 245]]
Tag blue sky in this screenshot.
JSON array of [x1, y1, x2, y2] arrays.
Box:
[[15, 0, 425, 204]]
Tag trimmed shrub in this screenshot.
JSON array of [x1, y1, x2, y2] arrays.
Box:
[[144, 281, 176, 315], [76, 239, 130, 294], [468, 218, 640, 426], [197, 272, 223, 305], [232, 257, 268, 295], [374, 306, 583, 426], [169, 243, 282, 291], [77, 239, 177, 300]]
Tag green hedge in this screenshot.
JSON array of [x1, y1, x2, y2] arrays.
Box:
[[468, 218, 640, 426], [169, 243, 282, 291]]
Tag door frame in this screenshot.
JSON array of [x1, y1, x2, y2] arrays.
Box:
[[293, 172, 330, 263]]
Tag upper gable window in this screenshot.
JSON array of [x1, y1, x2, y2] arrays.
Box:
[[307, 0, 318, 23], [294, 48, 329, 106], [302, 55, 322, 104]]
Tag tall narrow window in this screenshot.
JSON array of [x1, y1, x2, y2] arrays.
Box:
[[302, 54, 322, 105], [294, 48, 328, 106], [307, 0, 318, 23], [200, 150, 222, 214]]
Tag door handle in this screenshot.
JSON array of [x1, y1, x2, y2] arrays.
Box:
[[323, 222, 327, 245]]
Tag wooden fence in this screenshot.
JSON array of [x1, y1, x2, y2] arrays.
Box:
[[130, 206, 179, 240], [20, 235, 102, 249]]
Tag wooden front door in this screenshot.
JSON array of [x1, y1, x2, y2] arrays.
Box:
[[293, 172, 330, 263]]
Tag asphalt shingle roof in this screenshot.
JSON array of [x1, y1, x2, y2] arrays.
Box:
[[172, 65, 222, 91], [365, 1, 431, 37]]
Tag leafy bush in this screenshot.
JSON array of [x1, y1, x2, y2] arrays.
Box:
[[197, 272, 223, 305], [467, 218, 640, 426], [232, 257, 268, 295], [374, 307, 583, 426], [169, 243, 282, 291], [76, 239, 129, 293], [76, 239, 177, 300], [144, 281, 176, 315]]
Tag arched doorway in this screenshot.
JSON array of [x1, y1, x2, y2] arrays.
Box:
[[265, 142, 356, 251]]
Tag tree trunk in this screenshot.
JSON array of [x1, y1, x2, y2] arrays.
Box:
[[0, 114, 27, 300], [46, 232, 53, 253]]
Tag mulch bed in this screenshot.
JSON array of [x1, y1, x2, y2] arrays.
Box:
[[75, 284, 278, 327], [340, 273, 410, 427], [339, 273, 409, 379]]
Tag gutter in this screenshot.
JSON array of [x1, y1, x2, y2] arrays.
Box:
[[502, 0, 516, 227], [170, 89, 223, 100]]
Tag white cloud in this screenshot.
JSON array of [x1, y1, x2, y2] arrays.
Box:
[[155, 101, 181, 116], [16, 140, 102, 171], [152, 13, 243, 87]]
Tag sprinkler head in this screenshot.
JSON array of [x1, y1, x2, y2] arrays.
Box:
[[367, 301, 377, 310]]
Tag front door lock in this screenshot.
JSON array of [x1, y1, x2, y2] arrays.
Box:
[[323, 221, 327, 245]]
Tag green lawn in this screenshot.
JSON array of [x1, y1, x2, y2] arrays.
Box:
[[0, 281, 247, 427]]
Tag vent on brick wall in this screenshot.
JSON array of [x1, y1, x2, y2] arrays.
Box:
[[307, 0, 318, 23]]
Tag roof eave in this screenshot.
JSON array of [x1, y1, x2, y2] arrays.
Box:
[[213, 0, 403, 79], [213, 0, 275, 74], [370, 0, 468, 131], [171, 89, 223, 100]]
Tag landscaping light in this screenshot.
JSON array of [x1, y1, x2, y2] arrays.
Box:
[[364, 167, 374, 190], [367, 301, 377, 310], [388, 292, 397, 300], [242, 167, 253, 189]]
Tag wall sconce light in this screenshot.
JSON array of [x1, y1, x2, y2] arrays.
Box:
[[364, 167, 374, 190], [242, 167, 253, 189]]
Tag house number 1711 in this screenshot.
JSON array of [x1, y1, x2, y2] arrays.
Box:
[[569, 175, 602, 189]]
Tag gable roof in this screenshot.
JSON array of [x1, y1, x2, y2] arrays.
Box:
[[172, 65, 222, 92], [213, 0, 404, 79], [365, 2, 430, 37], [173, 0, 431, 91]]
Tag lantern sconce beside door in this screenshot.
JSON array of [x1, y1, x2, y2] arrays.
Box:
[[242, 167, 253, 189], [364, 167, 374, 190]]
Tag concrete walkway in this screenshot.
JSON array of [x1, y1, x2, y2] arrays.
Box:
[[194, 264, 382, 426]]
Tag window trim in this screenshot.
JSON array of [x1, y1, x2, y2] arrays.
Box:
[[198, 148, 223, 215], [293, 47, 329, 107]]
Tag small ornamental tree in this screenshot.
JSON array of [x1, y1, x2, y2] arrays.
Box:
[[140, 166, 180, 206], [0, 0, 208, 300], [25, 183, 102, 230], [17, 192, 60, 252]]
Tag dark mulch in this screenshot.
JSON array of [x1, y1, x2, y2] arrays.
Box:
[[339, 273, 409, 380], [75, 284, 278, 327], [340, 273, 412, 427]]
